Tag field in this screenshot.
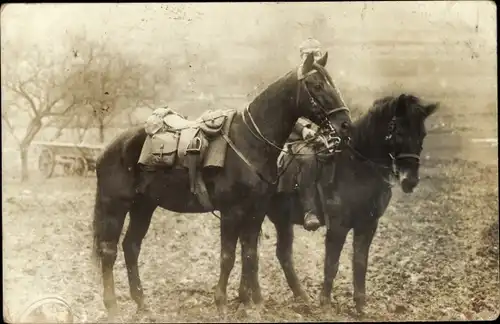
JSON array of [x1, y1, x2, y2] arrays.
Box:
[[3, 2, 498, 322], [2, 109, 499, 323]]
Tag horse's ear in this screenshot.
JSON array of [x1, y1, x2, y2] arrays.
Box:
[[316, 51, 328, 67], [423, 102, 439, 117], [395, 94, 408, 117], [301, 52, 314, 74]]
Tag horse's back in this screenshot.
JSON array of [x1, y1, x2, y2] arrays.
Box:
[[95, 126, 147, 197], [97, 127, 146, 170]]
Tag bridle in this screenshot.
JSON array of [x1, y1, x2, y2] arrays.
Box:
[[221, 67, 350, 185], [242, 67, 350, 156], [385, 116, 421, 170], [347, 115, 421, 185]]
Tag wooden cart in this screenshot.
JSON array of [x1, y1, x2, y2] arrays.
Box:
[[32, 141, 105, 178]]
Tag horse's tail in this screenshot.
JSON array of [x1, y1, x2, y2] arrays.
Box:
[[91, 184, 103, 270]]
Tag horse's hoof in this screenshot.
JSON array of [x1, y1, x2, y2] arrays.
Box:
[[354, 302, 368, 319], [254, 302, 267, 314], [319, 294, 331, 308], [355, 308, 365, 318], [217, 305, 228, 320], [295, 292, 311, 305], [291, 297, 312, 315], [214, 286, 228, 314], [252, 291, 264, 306], [304, 214, 321, 231], [354, 293, 366, 315]]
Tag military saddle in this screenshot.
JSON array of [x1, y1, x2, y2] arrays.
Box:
[[138, 107, 236, 210]]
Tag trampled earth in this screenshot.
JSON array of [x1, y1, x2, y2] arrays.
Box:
[[3, 131, 499, 322]]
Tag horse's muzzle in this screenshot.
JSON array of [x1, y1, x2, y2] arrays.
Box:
[[400, 174, 419, 193]]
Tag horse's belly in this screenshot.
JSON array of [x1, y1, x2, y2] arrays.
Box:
[[140, 164, 273, 214], [141, 169, 206, 213]]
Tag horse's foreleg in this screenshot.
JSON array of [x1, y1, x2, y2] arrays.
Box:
[[236, 212, 266, 320], [214, 213, 240, 316], [238, 213, 265, 309], [320, 225, 349, 307], [352, 220, 378, 314], [274, 220, 309, 303], [122, 196, 157, 313]]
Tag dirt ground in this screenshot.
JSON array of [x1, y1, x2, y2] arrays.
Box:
[[2, 113, 499, 322]]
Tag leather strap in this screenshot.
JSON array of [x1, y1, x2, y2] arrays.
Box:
[[186, 151, 214, 210], [221, 131, 274, 184], [194, 172, 214, 210]]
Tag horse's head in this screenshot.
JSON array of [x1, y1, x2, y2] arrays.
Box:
[[297, 52, 352, 149], [386, 94, 439, 193]]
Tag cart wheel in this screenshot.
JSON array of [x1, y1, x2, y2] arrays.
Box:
[[72, 157, 88, 177], [63, 164, 73, 175], [38, 149, 55, 178], [17, 295, 74, 323]]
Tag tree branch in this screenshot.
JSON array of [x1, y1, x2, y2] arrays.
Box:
[[1, 112, 21, 146], [5, 82, 40, 118]]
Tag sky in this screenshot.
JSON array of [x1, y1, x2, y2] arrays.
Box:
[[0, 1, 497, 143], [1, 2, 497, 111], [1, 2, 496, 53]]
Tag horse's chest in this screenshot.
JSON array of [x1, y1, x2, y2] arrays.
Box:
[[334, 176, 381, 211]]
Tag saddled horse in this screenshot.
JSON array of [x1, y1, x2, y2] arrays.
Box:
[[91, 52, 352, 318], [266, 93, 439, 314]]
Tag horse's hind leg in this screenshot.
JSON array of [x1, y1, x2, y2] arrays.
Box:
[[94, 196, 130, 319], [122, 196, 157, 313], [214, 212, 240, 316]]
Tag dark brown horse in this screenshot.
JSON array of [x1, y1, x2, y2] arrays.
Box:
[[91, 52, 352, 319], [266, 93, 439, 314]]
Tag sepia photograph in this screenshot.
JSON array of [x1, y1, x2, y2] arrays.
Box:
[[1, 2, 498, 323]]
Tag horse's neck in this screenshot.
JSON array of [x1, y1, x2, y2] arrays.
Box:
[[351, 111, 392, 166], [244, 73, 299, 153]]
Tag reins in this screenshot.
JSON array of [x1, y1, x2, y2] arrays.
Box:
[[220, 65, 350, 185]]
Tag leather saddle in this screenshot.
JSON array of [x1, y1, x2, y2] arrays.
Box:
[[138, 108, 233, 210]]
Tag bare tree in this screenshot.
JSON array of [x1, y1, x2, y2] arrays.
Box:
[[66, 32, 169, 142], [1, 32, 170, 180], [1, 41, 82, 181]]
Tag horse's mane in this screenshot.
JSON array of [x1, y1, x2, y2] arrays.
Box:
[[246, 70, 296, 113], [351, 95, 397, 143], [350, 93, 425, 153]]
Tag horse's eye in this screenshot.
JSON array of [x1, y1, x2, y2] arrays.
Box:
[[314, 83, 323, 90]]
